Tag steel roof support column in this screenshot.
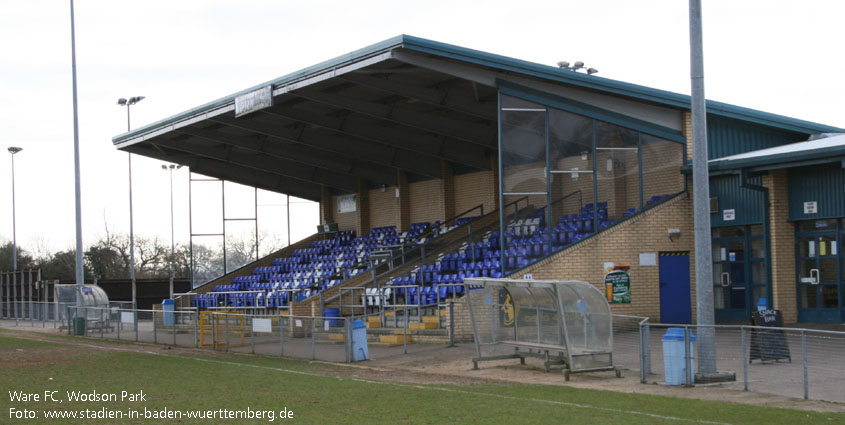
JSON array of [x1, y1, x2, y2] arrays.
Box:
[[397, 170, 410, 233]]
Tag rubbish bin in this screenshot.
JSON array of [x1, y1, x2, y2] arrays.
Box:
[[72, 316, 86, 336], [351, 319, 369, 361], [162, 299, 175, 326], [324, 308, 341, 327], [662, 327, 695, 385], [756, 297, 767, 312]]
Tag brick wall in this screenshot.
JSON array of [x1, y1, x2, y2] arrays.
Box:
[[764, 169, 797, 322], [332, 194, 360, 235], [410, 179, 445, 224], [455, 171, 496, 216], [369, 186, 400, 229], [510, 194, 695, 321]]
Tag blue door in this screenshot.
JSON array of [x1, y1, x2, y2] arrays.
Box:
[[659, 252, 692, 324]]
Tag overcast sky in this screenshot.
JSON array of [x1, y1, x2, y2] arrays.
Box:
[[0, 0, 843, 258]]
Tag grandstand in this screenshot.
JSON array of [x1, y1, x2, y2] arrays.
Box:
[[112, 35, 843, 328]]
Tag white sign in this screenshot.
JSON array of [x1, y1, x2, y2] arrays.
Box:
[[804, 201, 818, 214], [722, 209, 736, 221], [295, 319, 303, 328], [235, 86, 273, 117], [639, 253, 657, 266], [337, 194, 357, 214], [120, 312, 134, 324], [523, 274, 533, 280], [252, 318, 272, 333], [729, 252, 736, 262], [324, 321, 330, 332]]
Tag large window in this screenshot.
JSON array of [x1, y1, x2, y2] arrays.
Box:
[[498, 91, 685, 274]]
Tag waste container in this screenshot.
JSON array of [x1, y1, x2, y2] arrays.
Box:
[[662, 327, 695, 385], [324, 308, 341, 327], [162, 299, 175, 326], [756, 297, 767, 312], [351, 319, 369, 361], [72, 316, 86, 336]]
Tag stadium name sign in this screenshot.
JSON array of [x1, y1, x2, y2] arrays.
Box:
[[235, 86, 273, 117]]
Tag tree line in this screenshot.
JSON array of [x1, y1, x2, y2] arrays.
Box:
[[0, 230, 284, 282]]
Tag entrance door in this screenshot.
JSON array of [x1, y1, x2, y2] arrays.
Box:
[[659, 252, 691, 324], [796, 220, 840, 323], [712, 226, 756, 323]]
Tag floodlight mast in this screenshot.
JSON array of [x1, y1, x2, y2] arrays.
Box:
[[689, 0, 717, 375], [117, 95, 144, 310]]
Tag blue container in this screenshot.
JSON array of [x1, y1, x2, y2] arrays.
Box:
[[324, 308, 341, 327], [662, 328, 695, 386], [757, 297, 768, 312], [351, 320, 369, 361], [162, 299, 175, 326]]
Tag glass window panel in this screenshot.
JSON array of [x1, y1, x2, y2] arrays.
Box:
[[501, 95, 546, 195], [641, 134, 683, 207], [711, 241, 725, 262], [752, 286, 766, 309], [797, 220, 835, 232], [798, 260, 815, 279], [549, 108, 593, 228], [595, 122, 639, 223], [750, 224, 763, 236], [751, 238, 765, 258], [714, 286, 727, 309], [821, 285, 839, 309], [751, 261, 766, 285], [819, 235, 836, 257], [797, 237, 814, 258], [712, 226, 745, 238], [712, 263, 725, 286], [728, 240, 745, 261], [819, 258, 837, 283], [800, 286, 818, 309]]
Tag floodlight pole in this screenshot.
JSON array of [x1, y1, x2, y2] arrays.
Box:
[[117, 96, 144, 309], [689, 0, 717, 375], [163, 164, 182, 298], [69, 0, 84, 291], [8, 147, 22, 272]]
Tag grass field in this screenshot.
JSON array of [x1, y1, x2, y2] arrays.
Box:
[[0, 329, 841, 424]]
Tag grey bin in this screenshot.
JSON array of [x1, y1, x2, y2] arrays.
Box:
[[352, 320, 369, 361], [72, 316, 86, 336]]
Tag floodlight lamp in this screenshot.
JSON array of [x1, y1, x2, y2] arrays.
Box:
[[587, 68, 599, 75], [161, 165, 168, 170], [8, 147, 22, 155], [557, 61, 569, 68], [117, 98, 128, 106], [573, 61, 584, 69], [128, 96, 145, 105]]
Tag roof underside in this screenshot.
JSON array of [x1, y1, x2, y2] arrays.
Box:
[[114, 35, 843, 201]]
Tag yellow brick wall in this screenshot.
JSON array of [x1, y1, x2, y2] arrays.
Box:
[[764, 170, 797, 323], [410, 179, 445, 224], [455, 171, 496, 216], [369, 186, 400, 229], [332, 194, 360, 235], [513, 194, 696, 322]]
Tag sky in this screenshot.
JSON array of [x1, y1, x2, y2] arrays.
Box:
[[0, 0, 843, 260]]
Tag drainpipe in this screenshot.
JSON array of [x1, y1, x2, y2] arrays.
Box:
[[739, 168, 773, 311]]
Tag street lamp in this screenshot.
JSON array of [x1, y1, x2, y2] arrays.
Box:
[[162, 164, 183, 298], [117, 96, 144, 308], [8, 147, 21, 320], [7, 147, 22, 272]]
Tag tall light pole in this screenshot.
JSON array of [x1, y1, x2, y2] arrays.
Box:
[[162, 164, 183, 298], [8, 147, 22, 271], [8, 147, 21, 319], [117, 96, 144, 308]]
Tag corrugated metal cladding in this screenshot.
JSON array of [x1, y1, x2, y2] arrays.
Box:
[[789, 164, 845, 221], [710, 174, 764, 227], [707, 115, 806, 160]]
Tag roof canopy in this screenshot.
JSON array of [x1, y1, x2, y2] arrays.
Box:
[[708, 133, 845, 172], [113, 35, 843, 200]]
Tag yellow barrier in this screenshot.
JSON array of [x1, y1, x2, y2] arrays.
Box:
[[199, 311, 246, 348]]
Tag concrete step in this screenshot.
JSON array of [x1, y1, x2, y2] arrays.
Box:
[[379, 334, 411, 344], [409, 322, 438, 330]]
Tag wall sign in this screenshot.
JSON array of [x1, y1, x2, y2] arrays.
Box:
[[722, 209, 735, 221], [337, 194, 357, 214], [604, 268, 631, 304], [235, 86, 273, 117], [804, 201, 818, 214]]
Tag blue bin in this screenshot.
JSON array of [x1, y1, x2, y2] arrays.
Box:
[[162, 299, 175, 326], [757, 297, 768, 312], [324, 308, 341, 327], [352, 320, 369, 361], [662, 327, 695, 385]]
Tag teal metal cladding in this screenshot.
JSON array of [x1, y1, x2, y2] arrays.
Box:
[[707, 116, 805, 160], [789, 164, 845, 221], [710, 174, 764, 227]]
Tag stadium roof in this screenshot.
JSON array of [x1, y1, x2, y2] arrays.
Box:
[[113, 35, 843, 201], [708, 133, 845, 172]]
